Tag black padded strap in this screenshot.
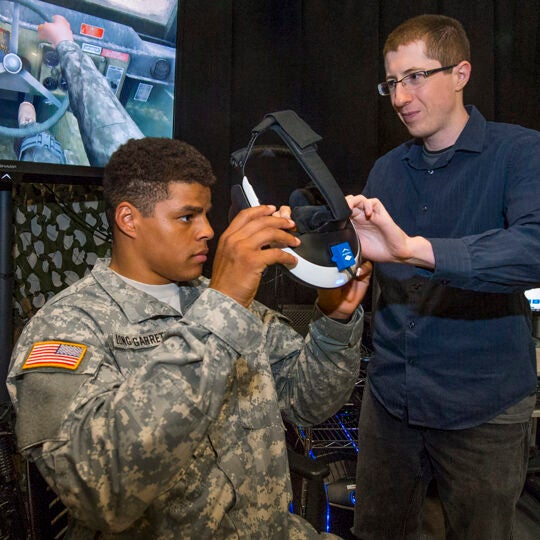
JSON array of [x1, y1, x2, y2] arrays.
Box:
[[236, 110, 351, 223], [254, 110, 322, 148]]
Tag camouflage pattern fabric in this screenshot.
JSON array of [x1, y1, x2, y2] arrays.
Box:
[[56, 40, 144, 167], [17, 125, 65, 164], [12, 183, 110, 340], [8, 258, 364, 539]]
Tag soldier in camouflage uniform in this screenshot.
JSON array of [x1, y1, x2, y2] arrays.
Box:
[[8, 137, 371, 539], [37, 15, 144, 167]]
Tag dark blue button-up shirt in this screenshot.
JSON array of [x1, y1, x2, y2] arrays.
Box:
[[364, 106, 540, 429]]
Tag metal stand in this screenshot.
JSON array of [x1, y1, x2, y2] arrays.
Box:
[[0, 173, 14, 402]]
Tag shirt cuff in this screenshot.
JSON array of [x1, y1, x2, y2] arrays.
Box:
[[429, 237, 472, 284], [57, 40, 80, 55], [311, 304, 364, 346]]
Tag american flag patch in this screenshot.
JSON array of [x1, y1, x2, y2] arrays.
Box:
[[22, 341, 87, 371]]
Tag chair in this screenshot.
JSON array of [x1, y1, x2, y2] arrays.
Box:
[[287, 445, 331, 532]]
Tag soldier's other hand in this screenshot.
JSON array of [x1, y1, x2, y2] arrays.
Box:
[[316, 260, 373, 320], [272, 205, 298, 233], [210, 205, 299, 307]]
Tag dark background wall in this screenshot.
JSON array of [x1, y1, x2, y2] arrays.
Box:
[[175, 0, 540, 304]]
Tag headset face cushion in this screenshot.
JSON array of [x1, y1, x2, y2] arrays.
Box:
[[291, 205, 333, 233], [289, 186, 319, 207]]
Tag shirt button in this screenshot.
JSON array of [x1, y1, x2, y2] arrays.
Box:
[[408, 321, 415, 329], [422, 205, 428, 212], [426, 169, 434, 175]]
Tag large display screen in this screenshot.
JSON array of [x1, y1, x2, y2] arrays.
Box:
[[0, 0, 178, 181]]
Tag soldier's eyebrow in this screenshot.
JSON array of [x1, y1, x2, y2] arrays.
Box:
[[177, 204, 212, 214], [174, 204, 212, 215], [180, 205, 203, 213]]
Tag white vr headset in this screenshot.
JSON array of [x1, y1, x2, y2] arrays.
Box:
[[229, 110, 361, 289]]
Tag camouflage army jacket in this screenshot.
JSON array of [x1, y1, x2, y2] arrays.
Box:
[[56, 40, 144, 167], [8, 259, 364, 539]]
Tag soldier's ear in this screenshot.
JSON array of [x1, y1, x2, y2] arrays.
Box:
[[115, 202, 139, 239]]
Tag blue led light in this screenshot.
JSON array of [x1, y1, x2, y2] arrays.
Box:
[[335, 412, 359, 453], [324, 483, 331, 532]]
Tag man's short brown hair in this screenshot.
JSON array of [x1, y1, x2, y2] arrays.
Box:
[[384, 14, 470, 66]]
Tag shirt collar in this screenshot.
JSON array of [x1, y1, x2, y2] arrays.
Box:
[[454, 105, 486, 153], [404, 105, 486, 169]]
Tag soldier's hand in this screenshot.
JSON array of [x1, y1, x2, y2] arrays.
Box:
[[38, 15, 74, 48], [317, 260, 372, 320], [210, 205, 299, 307]]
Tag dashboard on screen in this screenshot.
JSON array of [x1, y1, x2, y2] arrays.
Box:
[[0, 0, 178, 182]]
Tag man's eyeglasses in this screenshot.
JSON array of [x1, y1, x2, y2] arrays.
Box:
[[378, 65, 457, 96]]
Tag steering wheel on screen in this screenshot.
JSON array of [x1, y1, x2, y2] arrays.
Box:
[[0, 0, 69, 138]]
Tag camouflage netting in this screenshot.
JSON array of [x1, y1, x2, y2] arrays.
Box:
[[12, 182, 111, 339]]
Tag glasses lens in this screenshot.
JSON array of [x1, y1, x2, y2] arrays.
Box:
[[406, 72, 427, 86], [378, 81, 390, 96]]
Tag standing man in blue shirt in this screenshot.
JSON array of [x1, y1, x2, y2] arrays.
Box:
[[348, 14, 540, 539]]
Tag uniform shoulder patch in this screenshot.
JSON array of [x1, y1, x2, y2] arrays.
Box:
[[22, 341, 87, 371]]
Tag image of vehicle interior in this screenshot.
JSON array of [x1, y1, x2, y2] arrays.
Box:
[[0, 0, 177, 167]]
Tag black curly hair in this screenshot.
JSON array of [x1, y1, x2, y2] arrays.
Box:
[[103, 137, 216, 224]]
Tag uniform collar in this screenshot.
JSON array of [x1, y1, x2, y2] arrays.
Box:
[[91, 258, 203, 323]]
